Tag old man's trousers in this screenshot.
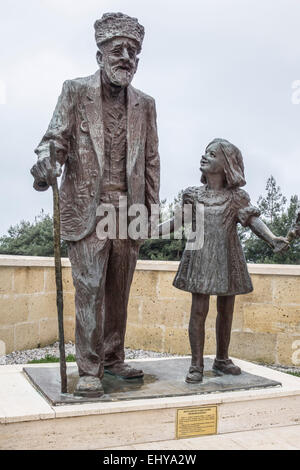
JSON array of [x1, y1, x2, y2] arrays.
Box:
[[67, 231, 140, 379]]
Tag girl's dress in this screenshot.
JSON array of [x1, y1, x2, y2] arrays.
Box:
[[173, 185, 260, 296]]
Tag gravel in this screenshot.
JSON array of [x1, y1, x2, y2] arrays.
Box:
[[0, 342, 175, 365], [0, 343, 299, 376], [253, 362, 300, 375]]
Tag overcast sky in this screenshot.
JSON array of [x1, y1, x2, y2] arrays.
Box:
[[0, 0, 299, 235]]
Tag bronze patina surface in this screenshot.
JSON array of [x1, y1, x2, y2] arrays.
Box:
[[30, 13, 160, 397], [23, 357, 281, 406], [160, 138, 290, 384]]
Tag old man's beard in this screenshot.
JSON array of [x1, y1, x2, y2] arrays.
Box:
[[107, 65, 135, 87]]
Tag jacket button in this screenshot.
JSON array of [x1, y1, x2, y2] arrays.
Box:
[[90, 191, 95, 197], [80, 120, 89, 133]]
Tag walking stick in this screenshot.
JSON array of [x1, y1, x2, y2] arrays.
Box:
[[50, 140, 67, 394]]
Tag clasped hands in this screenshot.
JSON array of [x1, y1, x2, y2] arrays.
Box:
[[271, 236, 290, 254]]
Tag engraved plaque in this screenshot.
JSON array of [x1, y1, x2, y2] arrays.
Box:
[[176, 406, 218, 439]]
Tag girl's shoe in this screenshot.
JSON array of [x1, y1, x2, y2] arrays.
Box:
[[185, 365, 204, 383], [212, 358, 241, 375]]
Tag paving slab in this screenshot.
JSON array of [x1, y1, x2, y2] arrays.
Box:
[[105, 424, 300, 450], [0, 370, 54, 423]]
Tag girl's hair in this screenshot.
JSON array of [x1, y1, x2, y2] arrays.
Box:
[[201, 138, 246, 188]]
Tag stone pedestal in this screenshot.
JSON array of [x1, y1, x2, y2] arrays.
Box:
[[0, 357, 299, 450]]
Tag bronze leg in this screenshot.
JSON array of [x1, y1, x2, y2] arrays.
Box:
[[216, 295, 235, 360], [104, 239, 140, 367], [189, 293, 210, 368], [68, 234, 110, 379]]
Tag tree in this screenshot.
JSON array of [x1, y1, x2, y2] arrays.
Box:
[[139, 191, 186, 261], [1, 179, 299, 264], [242, 177, 300, 264], [141, 179, 300, 264], [0, 211, 68, 257], [257, 175, 286, 224]]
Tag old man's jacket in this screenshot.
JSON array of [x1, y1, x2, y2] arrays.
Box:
[[34, 69, 160, 241]]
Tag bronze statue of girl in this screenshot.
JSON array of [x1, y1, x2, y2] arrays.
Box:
[[160, 138, 289, 383]]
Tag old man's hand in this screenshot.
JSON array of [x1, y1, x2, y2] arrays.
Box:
[[31, 157, 62, 192], [272, 236, 290, 254]]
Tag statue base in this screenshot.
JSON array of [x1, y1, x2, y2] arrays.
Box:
[[1, 356, 300, 449], [23, 357, 280, 406]]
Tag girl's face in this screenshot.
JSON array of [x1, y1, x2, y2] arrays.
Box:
[[200, 143, 225, 176]]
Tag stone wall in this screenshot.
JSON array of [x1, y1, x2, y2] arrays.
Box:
[[0, 256, 300, 365]]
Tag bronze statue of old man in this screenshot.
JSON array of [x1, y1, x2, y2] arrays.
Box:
[[31, 12, 160, 397]]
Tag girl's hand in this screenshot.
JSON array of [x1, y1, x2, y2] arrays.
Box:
[[272, 236, 290, 253]]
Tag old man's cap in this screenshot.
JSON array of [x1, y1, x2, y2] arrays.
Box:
[[94, 12, 145, 52]]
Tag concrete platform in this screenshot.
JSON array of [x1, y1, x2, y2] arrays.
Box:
[[0, 356, 300, 450]]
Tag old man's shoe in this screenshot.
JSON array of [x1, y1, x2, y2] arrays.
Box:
[[104, 363, 144, 379], [185, 365, 204, 383], [74, 375, 104, 398]]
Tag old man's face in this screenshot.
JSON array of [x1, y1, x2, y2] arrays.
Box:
[[98, 37, 139, 87]]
